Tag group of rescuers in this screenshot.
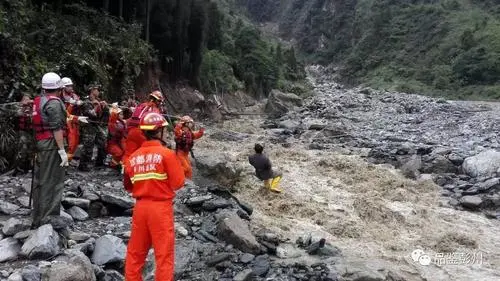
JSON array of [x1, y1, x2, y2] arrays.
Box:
[[15, 72, 283, 281]]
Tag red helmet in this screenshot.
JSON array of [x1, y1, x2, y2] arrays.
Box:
[[149, 90, 164, 102], [139, 112, 169, 131]]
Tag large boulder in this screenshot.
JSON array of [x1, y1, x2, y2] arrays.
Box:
[[100, 193, 135, 209], [195, 152, 242, 186], [43, 250, 96, 281], [91, 235, 126, 266], [0, 238, 22, 262], [21, 224, 60, 259], [2, 218, 31, 236], [217, 213, 261, 254], [66, 206, 89, 221], [265, 90, 303, 118], [0, 202, 20, 215], [462, 150, 500, 178], [460, 196, 483, 210]]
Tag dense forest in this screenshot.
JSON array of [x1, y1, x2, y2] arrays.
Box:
[[0, 0, 306, 102], [238, 0, 500, 99]]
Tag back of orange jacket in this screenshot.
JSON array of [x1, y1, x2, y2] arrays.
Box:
[[124, 140, 185, 201]]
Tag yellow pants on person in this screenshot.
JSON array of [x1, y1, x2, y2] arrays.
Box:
[[264, 175, 283, 192]]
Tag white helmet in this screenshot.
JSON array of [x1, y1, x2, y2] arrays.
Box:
[[41, 72, 62, 90], [61, 77, 73, 86]]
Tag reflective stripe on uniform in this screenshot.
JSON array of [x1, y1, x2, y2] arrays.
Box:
[[130, 172, 168, 183]]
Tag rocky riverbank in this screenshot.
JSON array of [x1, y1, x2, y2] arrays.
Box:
[[0, 167, 348, 281], [260, 65, 500, 219]]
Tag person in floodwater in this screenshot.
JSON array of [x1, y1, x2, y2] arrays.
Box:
[[248, 143, 283, 193]]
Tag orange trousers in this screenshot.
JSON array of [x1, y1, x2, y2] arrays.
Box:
[[107, 141, 124, 167], [67, 121, 79, 160], [123, 127, 146, 166], [125, 200, 175, 281], [176, 150, 192, 179]]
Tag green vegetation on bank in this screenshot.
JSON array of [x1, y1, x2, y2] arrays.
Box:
[[239, 0, 500, 100]]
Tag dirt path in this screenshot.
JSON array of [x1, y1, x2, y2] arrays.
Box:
[[196, 110, 500, 281]]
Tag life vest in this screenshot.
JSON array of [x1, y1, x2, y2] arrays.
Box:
[[32, 95, 67, 141], [127, 102, 160, 128], [175, 128, 194, 152]]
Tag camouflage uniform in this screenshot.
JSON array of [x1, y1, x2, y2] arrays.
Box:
[[15, 102, 35, 174], [78, 97, 109, 171]]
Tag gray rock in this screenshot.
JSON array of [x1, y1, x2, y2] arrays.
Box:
[[252, 255, 270, 277], [475, 178, 500, 191], [46, 214, 73, 230], [91, 235, 126, 266], [0, 202, 20, 215], [16, 196, 30, 208], [202, 198, 231, 211], [206, 253, 231, 266], [7, 270, 22, 281], [13, 230, 33, 240], [195, 152, 242, 186], [240, 253, 255, 263], [400, 155, 421, 179], [185, 195, 212, 206], [72, 238, 95, 256], [460, 196, 483, 209], [448, 153, 464, 165], [68, 232, 91, 243], [66, 206, 89, 221], [422, 155, 457, 174], [2, 218, 30, 236], [100, 193, 134, 209], [0, 237, 21, 262], [21, 265, 41, 281], [265, 90, 303, 118], [463, 150, 500, 178], [217, 213, 261, 254], [233, 269, 255, 281], [82, 192, 100, 201], [234, 269, 254, 281], [278, 119, 300, 130], [92, 264, 105, 280], [43, 250, 96, 281], [103, 270, 124, 281], [62, 198, 90, 210], [21, 224, 60, 259]]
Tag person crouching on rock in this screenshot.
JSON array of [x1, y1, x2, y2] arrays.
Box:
[[249, 143, 283, 193], [174, 115, 204, 179], [123, 112, 185, 281]]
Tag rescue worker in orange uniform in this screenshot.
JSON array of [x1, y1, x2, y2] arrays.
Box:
[[123, 91, 164, 168], [174, 115, 204, 179], [123, 112, 185, 281], [61, 77, 83, 161], [107, 106, 127, 169]]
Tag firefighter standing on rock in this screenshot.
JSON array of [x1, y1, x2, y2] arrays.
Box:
[[123, 112, 185, 281]]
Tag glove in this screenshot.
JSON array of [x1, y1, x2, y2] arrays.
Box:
[[58, 150, 69, 167], [68, 98, 76, 104], [76, 100, 83, 106], [78, 116, 89, 124], [111, 102, 118, 108], [199, 128, 205, 134]]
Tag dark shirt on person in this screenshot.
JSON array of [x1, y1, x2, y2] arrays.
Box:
[[249, 153, 274, 181]]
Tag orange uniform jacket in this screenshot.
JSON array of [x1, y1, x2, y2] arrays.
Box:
[[124, 140, 185, 200]]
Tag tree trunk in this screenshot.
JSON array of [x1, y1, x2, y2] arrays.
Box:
[[103, 0, 110, 12], [145, 0, 152, 42], [119, 0, 123, 19]]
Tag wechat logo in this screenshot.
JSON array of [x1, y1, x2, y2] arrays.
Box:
[[411, 249, 432, 266]]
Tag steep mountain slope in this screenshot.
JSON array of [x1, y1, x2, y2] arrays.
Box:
[[237, 0, 500, 99]]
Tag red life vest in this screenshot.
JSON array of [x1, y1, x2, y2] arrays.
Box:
[[175, 128, 194, 152], [127, 102, 160, 128], [32, 95, 67, 141]]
